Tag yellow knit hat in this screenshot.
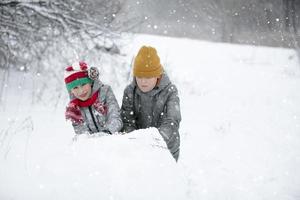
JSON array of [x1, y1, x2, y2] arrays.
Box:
[[133, 46, 163, 77]]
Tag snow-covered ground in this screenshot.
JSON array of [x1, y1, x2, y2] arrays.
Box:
[[1, 34, 300, 200]]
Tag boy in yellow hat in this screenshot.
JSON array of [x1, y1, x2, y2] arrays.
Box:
[[121, 46, 181, 161]]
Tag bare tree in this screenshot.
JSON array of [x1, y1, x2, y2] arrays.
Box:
[[0, 0, 140, 107], [284, 0, 298, 34], [0, 0, 123, 71]]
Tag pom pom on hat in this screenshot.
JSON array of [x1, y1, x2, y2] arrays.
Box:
[[66, 66, 74, 71], [79, 61, 88, 70], [133, 46, 163, 78]]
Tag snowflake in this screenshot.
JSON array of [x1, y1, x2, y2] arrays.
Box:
[[212, 28, 216, 35]]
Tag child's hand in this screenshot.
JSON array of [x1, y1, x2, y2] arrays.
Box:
[[65, 103, 84, 124]]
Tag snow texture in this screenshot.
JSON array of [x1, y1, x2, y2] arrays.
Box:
[[1, 34, 300, 200]]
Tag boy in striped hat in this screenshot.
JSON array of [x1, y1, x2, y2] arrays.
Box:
[[65, 61, 122, 135]]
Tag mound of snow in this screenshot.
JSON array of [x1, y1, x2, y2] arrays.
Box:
[[0, 127, 187, 200]]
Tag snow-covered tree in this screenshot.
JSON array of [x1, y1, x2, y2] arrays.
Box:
[[0, 0, 125, 71], [0, 0, 141, 106]]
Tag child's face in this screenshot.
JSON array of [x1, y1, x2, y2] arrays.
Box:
[[71, 83, 92, 101], [136, 77, 158, 93]]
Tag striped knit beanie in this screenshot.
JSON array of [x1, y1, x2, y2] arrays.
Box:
[[64, 61, 98, 92]]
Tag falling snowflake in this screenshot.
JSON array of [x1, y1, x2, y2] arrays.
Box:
[[212, 28, 216, 35]]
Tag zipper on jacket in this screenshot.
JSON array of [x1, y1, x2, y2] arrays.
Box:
[[88, 106, 99, 132]]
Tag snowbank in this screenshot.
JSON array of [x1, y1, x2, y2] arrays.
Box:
[[1, 34, 300, 199]]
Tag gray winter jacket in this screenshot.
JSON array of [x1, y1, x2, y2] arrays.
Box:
[[70, 80, 123, 134], [121, 74, 181, 161]]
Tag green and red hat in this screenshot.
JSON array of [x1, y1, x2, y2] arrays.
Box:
[[64, 61, 93, 92]]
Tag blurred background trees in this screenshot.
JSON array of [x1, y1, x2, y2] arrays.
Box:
[[0, 0, 139, 106], [121, 0, 300, 48], [1, 0, 299, 72], [0, 0, 299, 107], [0, 0, 128, 71]]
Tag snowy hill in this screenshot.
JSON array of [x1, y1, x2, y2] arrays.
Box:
[[1, 34, 300, 200]]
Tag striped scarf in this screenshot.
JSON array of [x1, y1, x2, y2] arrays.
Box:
[[65, 91, 107, 125]]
